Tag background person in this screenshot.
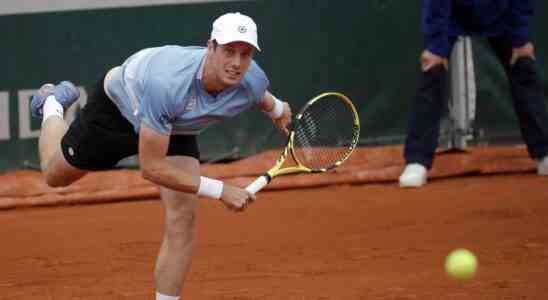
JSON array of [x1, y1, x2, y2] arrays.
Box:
[[399, 0, 548, 187]]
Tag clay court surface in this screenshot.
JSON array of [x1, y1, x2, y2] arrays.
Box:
[[1, 171, 547, 300]]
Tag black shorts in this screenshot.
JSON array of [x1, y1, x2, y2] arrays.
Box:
[[61, 78, 200, 171]]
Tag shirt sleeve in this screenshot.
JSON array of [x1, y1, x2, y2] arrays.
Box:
[[244, 60, 270, 105], [421, 0, 453, 58], [138, 76, 178, 135], [508, 0, 534, 48]]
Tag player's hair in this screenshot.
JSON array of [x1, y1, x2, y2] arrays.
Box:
[[210, 39, 219, 50]]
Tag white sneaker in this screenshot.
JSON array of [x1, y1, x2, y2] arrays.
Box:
[[538, 156, 548, 175], [399, 163, 427, 188]]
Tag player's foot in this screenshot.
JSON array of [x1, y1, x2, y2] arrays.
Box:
[[537, 155, 548, 175], [399, 163, 427, 188], [31, 81, 80, 117]]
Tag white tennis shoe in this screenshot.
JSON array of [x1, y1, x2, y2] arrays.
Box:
[[399, 163, 427, 188], [538, 155, 548, 175]]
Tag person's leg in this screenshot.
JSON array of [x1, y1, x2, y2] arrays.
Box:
[[400, 38, 458, 187], [154, 156, 200, 299], [399, 64, 449, 187], [403, 64, 450, 169], [32, 82, 88, 186], [488, 36, 548, 168]]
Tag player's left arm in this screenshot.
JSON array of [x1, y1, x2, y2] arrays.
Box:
[[260, 91, 292, 136]]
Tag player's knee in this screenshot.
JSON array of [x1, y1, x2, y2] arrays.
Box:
[[43, 167, 77, 187], [167, 212, 196, 230], [165, 209, 197, 238], [44, 172, 71, 188]]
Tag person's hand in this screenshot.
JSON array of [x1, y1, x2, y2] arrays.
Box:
[[420, 50, 448, 71], [273, 102, 292, 136], [511, 42, 535, 66], [219, 183, 255, 212]]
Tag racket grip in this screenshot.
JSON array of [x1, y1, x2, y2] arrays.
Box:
[[245, 175, 269, 194]]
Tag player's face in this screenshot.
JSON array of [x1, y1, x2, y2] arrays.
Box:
[[210, 41, 255, 87]]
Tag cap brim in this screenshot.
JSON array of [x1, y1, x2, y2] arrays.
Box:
[[215, 35, 261, 51]]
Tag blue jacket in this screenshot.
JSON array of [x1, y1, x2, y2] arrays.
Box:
[[422, 0, 534, 58]]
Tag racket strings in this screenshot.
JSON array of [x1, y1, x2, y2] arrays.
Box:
[[292, 97, 357, 170]]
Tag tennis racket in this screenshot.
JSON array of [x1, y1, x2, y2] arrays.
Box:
[[245, 92, 360, 194]]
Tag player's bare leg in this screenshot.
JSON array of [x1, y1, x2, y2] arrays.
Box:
[[39, 117, 86, 187], [31, 82, 87, 187], [155, 156, 200, 299]]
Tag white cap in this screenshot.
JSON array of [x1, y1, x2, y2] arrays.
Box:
[[210, 12, 260, 51]]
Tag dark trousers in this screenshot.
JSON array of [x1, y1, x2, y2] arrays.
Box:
[[404, 36, 548, 169]]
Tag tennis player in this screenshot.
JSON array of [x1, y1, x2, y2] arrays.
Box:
[[31, 12, 291, 300]]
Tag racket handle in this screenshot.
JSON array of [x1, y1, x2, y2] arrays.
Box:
[[245, 175, 270, 195]]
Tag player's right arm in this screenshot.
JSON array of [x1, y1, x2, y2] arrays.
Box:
[[138, 123, 197, 192], [138, 123, 254, 211], [136, 63, 254, 210]]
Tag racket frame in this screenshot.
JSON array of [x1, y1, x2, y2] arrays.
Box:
[[246, 92, 360, 194]]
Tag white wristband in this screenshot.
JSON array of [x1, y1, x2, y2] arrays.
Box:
[[197, 176, 224, 199], [266, 97, 284, 119]]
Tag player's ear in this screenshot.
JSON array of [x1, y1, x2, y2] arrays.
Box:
[[207, 39, 218, 51]]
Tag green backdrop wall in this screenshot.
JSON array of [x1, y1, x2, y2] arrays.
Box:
[[1, 0, 547, 171]]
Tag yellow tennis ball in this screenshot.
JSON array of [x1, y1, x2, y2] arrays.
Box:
[[445, 248, 477, 280]]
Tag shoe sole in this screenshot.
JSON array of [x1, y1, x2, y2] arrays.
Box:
[[399, 178, 426, 188]]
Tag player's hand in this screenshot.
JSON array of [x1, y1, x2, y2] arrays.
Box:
[[273, 102, 292, 136], [421, 50, 448, 72], [219, 183, 255, 212], [511, 42, 535, 66]]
